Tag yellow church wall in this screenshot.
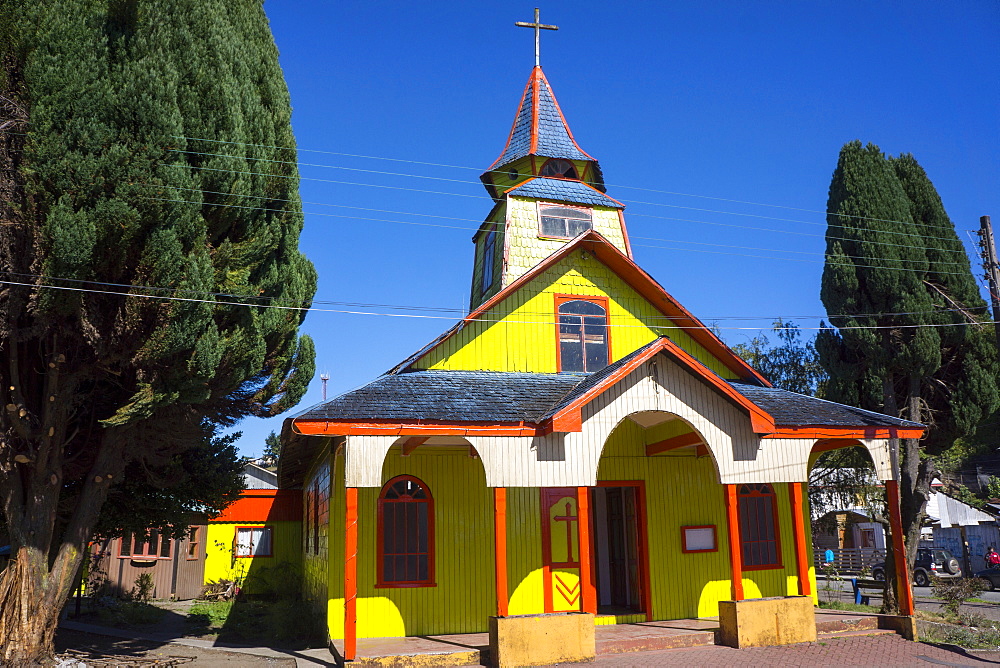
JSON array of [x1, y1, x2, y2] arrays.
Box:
[[596, 419, 816, 620], [415, 249, 736, 379], [203, 521, 301, 595], [327, 445, 495, 640]]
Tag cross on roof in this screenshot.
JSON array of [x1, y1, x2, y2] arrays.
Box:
[[515, 8, 558, 68]]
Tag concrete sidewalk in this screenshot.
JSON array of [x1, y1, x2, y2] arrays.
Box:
[[60, 619, 336, 667]]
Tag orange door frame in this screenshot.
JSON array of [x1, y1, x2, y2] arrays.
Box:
[[494, 487, 509, 617], [724, 484, 745, 601], [345, 487, 358, 661], [788, 482, 812, 596], [577, 486, 597, 614]]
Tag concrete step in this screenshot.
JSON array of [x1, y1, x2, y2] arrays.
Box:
[[596, 628, 718, 654], [815, 614, 879, 634], [818, 628, 896, 640]]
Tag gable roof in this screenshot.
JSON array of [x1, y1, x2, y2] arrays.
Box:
[[505, 177, 623, 209], [488, 66, 595, 171], [389, 229, 770, 386]]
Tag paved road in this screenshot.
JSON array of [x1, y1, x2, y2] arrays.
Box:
[[818, 577, 1000, 605]]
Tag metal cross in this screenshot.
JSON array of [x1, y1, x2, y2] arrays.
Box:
[[516, 8, 558, 68]]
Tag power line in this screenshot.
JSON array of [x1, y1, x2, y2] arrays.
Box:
[[143, 183, 975, 262], [2, 278, 990, 332], [141, 195, 978, 275]]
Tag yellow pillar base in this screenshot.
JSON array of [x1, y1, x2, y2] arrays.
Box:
[[718, 596, 817, 648], [489, 612, 596, 667], [878, 614, 918, 641]]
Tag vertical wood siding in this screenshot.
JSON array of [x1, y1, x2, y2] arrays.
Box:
[[413, 251, 735, 379], [90, 531, 206, 600], [328, 446, 494, 639]]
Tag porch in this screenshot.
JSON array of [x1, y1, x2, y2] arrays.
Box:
[[329, 609, 889, 666]]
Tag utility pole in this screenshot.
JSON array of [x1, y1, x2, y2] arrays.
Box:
[[977, 215, 1000, 350]]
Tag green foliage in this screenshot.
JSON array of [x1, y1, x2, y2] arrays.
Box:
[[129, 573, 155, 604], [0, 1, 316, 651], [987, 476, 1000, 500], [932, 575, 983, 616], [261, 430, 281, 467], [731, 319, 827, 396]]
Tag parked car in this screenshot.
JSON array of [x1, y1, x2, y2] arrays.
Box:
[[871, 548, 962, 587], [975, 567, 1000, 591]]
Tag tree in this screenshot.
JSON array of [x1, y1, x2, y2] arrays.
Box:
[[731, 319, 827, 396], [260, 430, 281, 468], [816, 141, 999, 612], [0, 1, 317, 662]]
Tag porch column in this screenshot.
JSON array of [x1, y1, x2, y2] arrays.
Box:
[[493, 487, 508, 617], [345, 487, 358, 661], [724, 484, 744, 601], [885, 480, 915, 615], [577, 486, 597, 614], [788, 482, 812, 597]]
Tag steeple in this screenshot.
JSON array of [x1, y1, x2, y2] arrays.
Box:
[[481, 67, 606, 198]]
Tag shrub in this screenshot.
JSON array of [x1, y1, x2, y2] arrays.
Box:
[[932, 576, 982, 615]]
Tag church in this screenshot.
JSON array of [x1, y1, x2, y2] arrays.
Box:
[[279, 24, 922, 663]]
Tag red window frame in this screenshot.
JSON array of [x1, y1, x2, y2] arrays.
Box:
[[234, 525, 274, 558], [186, 527, 200, 561], [118, 531, 172, 560], [554, 294, 611, 373], [737, 483, 783, 570], [539, 158, 579, 180], [680, 525, 718, 554], [376, 475, 436, 588]]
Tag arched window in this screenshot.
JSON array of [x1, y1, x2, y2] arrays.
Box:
[[378, 475, 435, 586], [539, 204, 592, 239], [557, 297, 609, 372], [737, 483, 782, 569], [540, 158, 578, 180]]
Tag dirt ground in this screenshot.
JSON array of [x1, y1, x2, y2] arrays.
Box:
[[55, 629, 297, 667]]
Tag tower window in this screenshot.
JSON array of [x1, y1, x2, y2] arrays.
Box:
[[556, 297, 609, 372], [378, 475, 435, 587], [539, 205, 592, 239], [481, 229, 496, 294], [540, 159, 578, 180]]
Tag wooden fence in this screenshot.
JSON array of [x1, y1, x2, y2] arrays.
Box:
[[813, 547, 887, 574]]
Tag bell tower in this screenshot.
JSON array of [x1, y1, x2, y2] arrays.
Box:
[[469, 12, 631, 310]]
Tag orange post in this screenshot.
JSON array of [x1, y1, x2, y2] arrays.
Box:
[[577, 486, 597, 614], [345, 487, 359, 661], [885, 480, 915, 615], [724, 484, 744, 601], [788, 482, 812, 596], [493, 487, 509, 617]]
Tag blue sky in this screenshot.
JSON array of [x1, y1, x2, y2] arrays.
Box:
[[234, 1, 999, 458]]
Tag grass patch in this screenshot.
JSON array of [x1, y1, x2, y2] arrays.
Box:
[[90, 600, 165, 628], [818, 600, 880, 613], [921, 624, 1000, 649], [187, 597, 322, 648]]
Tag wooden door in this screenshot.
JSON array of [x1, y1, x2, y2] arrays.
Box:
[[541, 488, 582, 612]]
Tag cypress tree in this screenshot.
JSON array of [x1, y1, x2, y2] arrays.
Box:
[[817, 141, 999, 612], [0, 1, 316, 661]]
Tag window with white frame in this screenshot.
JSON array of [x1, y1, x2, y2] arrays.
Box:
[[539, 204, 592, 239], [235, 526, 273, 558]]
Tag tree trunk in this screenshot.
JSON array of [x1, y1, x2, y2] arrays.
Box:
[[0, 545, 81, 665]]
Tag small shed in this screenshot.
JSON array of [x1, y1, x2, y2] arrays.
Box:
[[928, 491, 1000, 575]]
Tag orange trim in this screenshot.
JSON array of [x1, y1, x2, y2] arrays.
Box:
[[530, 67, 540, 154], [695, 443, 710, 457], [548, 337, 776, 435], [494, 487, 509, 617], [646, 432, 702, 456], [886, 480, 915, 616], [294, 420, 539, 437], [344, 487, 358, 662], [789, 482, 811, 596], [392, 230, 770, 385], [577, 487, 597, 614], [765, 426, 925, 439], [536, 68, 596, 161], [617, 209, 633, 258], [724, 484, 744, 601], [554, 294, 611, 373], [401, 437, 428, 456], [210, 489, 302, 523], [680, 525, 718, 554]]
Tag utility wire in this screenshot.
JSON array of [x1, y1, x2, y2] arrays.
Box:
[[2, 278, 990, 332]]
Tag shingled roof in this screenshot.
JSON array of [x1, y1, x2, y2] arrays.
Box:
[[505, 177, 623, 209], [488, 67, 595, 171], [726, 382, 924, 429]]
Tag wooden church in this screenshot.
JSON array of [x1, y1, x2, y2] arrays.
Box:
[[280, 40, 923, 663]]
